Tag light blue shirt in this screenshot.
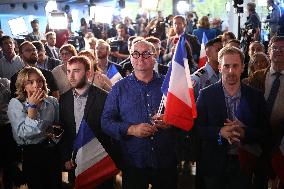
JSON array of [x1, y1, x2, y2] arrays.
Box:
[[191, 62, 220, 100], [7, 96, 59, 145]]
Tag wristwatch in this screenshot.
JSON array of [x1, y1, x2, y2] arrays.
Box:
[[26, 102, 37, 109]]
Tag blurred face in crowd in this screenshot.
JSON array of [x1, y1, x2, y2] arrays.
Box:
[[37, 50, 47, 64], [117, 27, 126, 38], [254, 56, 269, 71], [67, 61, 89, 89], [173, 17, 185, 35], [20, 43, 38, 65], [220, 52, 244, 86], [60, 50, 73, 64], [46, 34, 56, 47], [206, 42, 223, 64], [249, 42, 264, 57], [95, 43, 109, 60], [31, 22, 39, 32], [2, 38, 16, 56], [152, 42, 161, 59], [131, 41, 156, 73], [269, 40, 284, 71]]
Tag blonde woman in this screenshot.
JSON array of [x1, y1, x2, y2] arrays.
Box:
[[78, 50, 112, 91], [7, 67, 61, 189]]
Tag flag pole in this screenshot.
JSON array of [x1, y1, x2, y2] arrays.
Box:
[[157, 95, 165, 116]]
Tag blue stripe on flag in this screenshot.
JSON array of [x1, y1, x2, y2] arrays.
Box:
[[202, 32, 208, 45], [73, 119, 95, 151], [107, 64, 119, 80]]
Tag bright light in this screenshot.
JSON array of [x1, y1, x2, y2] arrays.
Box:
[[8, 17, 29, 36], [177, 1, 190, 14], [48, 12, 68, 30], [121, 8, 132, 18], [45, 0, 58, 14], [141, 0, 159, 10], [90, 6, 114, 24], [226, 1, 231, 12], [71, 9, 79, 32]]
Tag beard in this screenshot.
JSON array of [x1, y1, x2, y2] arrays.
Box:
[[27, 56, 38, 66], [71, 76, 87, 89], [97, 53, 108, 59]]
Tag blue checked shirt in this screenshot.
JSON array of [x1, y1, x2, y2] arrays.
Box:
[[101, 72, 177, 169]]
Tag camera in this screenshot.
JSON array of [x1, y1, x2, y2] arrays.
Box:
[[109, 39, 123, 52], [241, 23, 256, 38]]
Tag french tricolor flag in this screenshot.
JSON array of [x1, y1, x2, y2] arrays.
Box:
[[73, 119, 118, 189], [161, 34, 197, 131], [198, 32, 208, 68], [107, 64, 122, 85]]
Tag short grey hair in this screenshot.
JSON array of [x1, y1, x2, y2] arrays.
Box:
[[130, 40, 156, 54], [218, 46, 245, 64]]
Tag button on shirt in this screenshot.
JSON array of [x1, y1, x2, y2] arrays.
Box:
[[0, 55, 24, 79], [101, 72, 177, 169], [7, 96, 59, 145]]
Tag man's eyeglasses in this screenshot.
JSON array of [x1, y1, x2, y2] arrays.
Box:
[[131, 51, 154, 59], [271, 46, 284, 53]]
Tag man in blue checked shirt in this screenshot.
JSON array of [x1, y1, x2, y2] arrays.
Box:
[[101, 40, 178, 189]]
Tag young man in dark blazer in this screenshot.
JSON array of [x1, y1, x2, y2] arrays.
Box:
[[195, 46, 269, 189], [59, 56, 121, 188]]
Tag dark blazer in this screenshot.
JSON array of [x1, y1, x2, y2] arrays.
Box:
[[46, 57, 61, 71], [59, 85, 123, 169], [195, 81, 269, 176], [45, 45, 59, 59]]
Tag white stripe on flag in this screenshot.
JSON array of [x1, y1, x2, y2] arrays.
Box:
[[168, 60, 192, 107], [110, 73, 122, 85], [75, 138, 108, 176]]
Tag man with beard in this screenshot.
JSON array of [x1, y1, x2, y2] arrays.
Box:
[[10, 41, 59, 99], [0, 36, 24, 79], [26, 19, 46, 42], [195, 46, 268, 189], [59, 56, 120, 188], [96, 39, 123, 77]]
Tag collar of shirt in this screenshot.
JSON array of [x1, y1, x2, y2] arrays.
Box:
[[3, 54, 18, 63], [269, 66, 284, 75], [222, 84, 241, 100], [205, 62, 219, 79], [47, 45, 56, 50], [72, 83, 91, 98]]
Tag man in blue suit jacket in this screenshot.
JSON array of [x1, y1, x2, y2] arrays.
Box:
[[195, 46, 269, 189]]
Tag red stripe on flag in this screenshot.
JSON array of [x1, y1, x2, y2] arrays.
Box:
[[198, 56, 207, 68], [75, 156, 119, 189], [164, 89, 196, 131]]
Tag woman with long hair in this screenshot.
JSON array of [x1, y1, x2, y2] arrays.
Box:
[[7, 67, 61, 189]]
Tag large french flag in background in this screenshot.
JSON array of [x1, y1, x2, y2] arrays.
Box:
[[161, 34, 197, 131], [73, 119, 118, 189], [198, 32, 208, 68], [107, 64, 122, 85]]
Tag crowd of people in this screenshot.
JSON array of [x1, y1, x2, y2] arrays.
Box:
[[0, 1, 284, 189]]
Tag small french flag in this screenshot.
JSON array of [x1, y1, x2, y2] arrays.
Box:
[[198, 32, 208, 68], [161, 34, 197, 131], [107, 64, 123, 85]]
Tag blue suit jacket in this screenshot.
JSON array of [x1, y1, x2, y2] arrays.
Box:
[[195, 81, 269, 176]]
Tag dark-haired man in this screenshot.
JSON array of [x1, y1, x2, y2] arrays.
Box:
[[26, 19, 46, 42], [59, 56, 120, 188], [0, 36, 24, 79], [32, 41, 61, 71]]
